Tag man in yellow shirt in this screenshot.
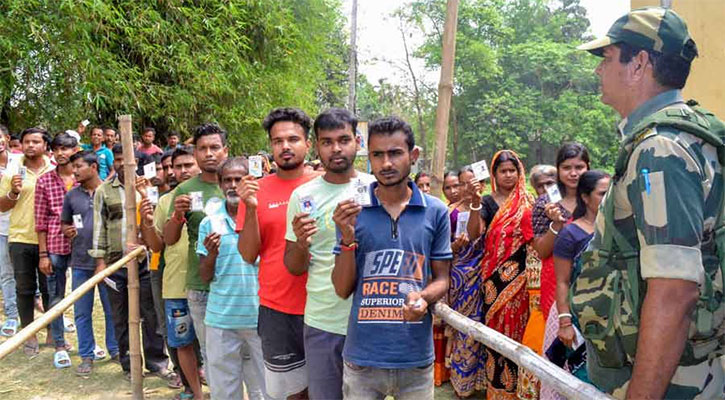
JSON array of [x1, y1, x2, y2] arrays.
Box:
[[0, 127, 53, 356]]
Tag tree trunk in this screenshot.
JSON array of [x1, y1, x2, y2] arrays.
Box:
[[431, 0, 459, 197], [452, 99, 459, 169], [400, 16, 428, 165], [119, 114, 144, 400]]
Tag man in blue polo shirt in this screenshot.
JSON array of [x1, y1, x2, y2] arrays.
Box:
[[332, 116, 451, 399], [81, 126, 113, 180]]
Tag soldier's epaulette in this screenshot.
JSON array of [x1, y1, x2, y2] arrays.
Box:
[[632, 127, 657, 146]]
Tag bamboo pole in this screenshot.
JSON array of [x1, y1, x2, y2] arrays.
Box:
[[118, 114, 143, 399], [0, 247, 146, 360], [431, 0, 459, 197], [347, 0, 358, 112], [434, 303, 614, 400]]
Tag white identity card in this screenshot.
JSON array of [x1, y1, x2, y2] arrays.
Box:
[[72, 214, 84, 229], [546, 184, 562, 204], [471, 160, 490, 181], [143, 162, 156, 180], [353, 180, 372, 206], [190, 191, 204, 212], [18, 166, 26, 180], [456, 211, 470, 237], [299, 195, 316, 215], [81, 119, 90, 127], [147, 186, 159, 205], [249, 156, 263, 178]]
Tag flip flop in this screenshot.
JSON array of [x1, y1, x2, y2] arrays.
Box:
[[54, 350, 72, 369], [0, 319, 17, 337], [76, 357, 93, 377], [93, 345, 107, 360], [63, 316, 76, 333]]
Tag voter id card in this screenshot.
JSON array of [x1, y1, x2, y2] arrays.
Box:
[[353, 180, 371, 206], [147, 186, 159, 205], [471, 160, 490, 181], [18, 166, 26, 180], [456, 211, 470, 237], [299, 195, 316, 214], [72, 214, 84, 229], [190, 191, 204, 212], [249, 156, 263, 178], [143, 162, 157, 180], [211, 216, 228, 235], [546, 184, 562, 203]]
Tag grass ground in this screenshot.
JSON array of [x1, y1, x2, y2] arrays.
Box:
[[0, 286, 477, 399]]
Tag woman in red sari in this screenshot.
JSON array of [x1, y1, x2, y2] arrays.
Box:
[[468, 150, 534, 399]]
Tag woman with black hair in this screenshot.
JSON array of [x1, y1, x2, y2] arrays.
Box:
[[540, 171, 609, 398]]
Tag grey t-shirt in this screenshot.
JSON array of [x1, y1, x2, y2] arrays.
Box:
[[60, 186, 96, 269]]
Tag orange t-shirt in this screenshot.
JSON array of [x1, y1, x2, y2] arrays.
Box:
[[236, 173, 315, 315]]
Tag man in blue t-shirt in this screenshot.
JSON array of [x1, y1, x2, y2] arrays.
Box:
[[81, 126, 114, 180], [332, 116, 452, 399]]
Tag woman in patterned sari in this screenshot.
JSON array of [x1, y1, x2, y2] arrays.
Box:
[[468, 150, 534, 399], [445, 167, 486, 397]]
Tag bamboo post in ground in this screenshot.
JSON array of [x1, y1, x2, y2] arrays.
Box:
[[0, 247, 146, 360], [347, 0, 358, 112], [434, 303, 614, 400], [118, 114, 143, 399], [430, 0, 459, 197]]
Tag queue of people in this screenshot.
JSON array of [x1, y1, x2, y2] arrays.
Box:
[[0, 6, 724, 400]]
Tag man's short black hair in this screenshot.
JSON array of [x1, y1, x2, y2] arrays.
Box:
[[617, 42, 695, 90], [51, 133, 78, 150], [112, 143, 124, 156], [70, 150, 98, 168], [367, 116, 415, 151], [20, 127, 51, 146], [10, 134, 20, 142], [167, 131, 179, 138], [262, 108, 312, 139], [90, 125, 103, 134], [313, 108, 358, 139], [192, 123, 227, 145], [161, 150, 173, 163], [171, 145, 195, 164], [100, 125, 112, 131], [143, 127, 156, 135]]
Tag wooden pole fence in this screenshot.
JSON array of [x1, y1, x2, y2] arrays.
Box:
[[433, 303, 614, 400], [0, 246, 146, 360]]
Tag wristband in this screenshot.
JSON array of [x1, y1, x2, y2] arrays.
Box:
[[172, 212, 186, 224], [558, 312, 572, 319], [6, 191, 19, 201], [549, 221, 560, 236], [340, 241, 358, 251], [469, 203, 482, 211]]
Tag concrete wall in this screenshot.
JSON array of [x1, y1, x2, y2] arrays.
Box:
[[631, 0, 725, 117]]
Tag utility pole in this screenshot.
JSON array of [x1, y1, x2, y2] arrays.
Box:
[[348, 0, 358, 112], [431, 0, 459, 197]]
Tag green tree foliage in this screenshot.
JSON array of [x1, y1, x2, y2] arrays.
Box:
[[0, 0, 348, 153], [397, 0, 619, 171]]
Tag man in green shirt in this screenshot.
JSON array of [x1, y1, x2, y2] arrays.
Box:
[[284, 108, 375, 398], [163, 123, 228, 371]]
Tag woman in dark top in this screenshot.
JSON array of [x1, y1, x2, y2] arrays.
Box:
[[540, 171, 609, 399], [467, 150, 534, 399]]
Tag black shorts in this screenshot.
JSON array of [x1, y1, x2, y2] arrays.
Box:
[[257, 305, 308, 397]]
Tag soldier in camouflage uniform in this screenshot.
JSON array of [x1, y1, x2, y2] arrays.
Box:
[[571, 7, 725, 399]]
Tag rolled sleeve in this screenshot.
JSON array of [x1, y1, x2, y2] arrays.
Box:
[[640, 245, 704, 284], [629, 134, 705, 283]]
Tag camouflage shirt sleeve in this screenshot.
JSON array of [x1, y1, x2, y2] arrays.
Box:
[[626, 130, 705, 284]]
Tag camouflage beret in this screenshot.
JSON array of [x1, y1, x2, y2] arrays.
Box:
[[578, 7, 698, 61]]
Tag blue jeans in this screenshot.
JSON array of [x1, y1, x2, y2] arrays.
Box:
[[0, 235, 17, 319], [72, 268, 119, 359], [342, 361, 434, 400], [47, 254, 69, 348]]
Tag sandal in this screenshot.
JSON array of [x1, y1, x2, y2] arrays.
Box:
[[23, 338, 39, 358], [93, 345, 107, 360], [54, 350, 72, 369], [0, 319, 17, 337], [76, 357, 93, 376], [63, 316, 76, 333], [173, 391, 195, 400]]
